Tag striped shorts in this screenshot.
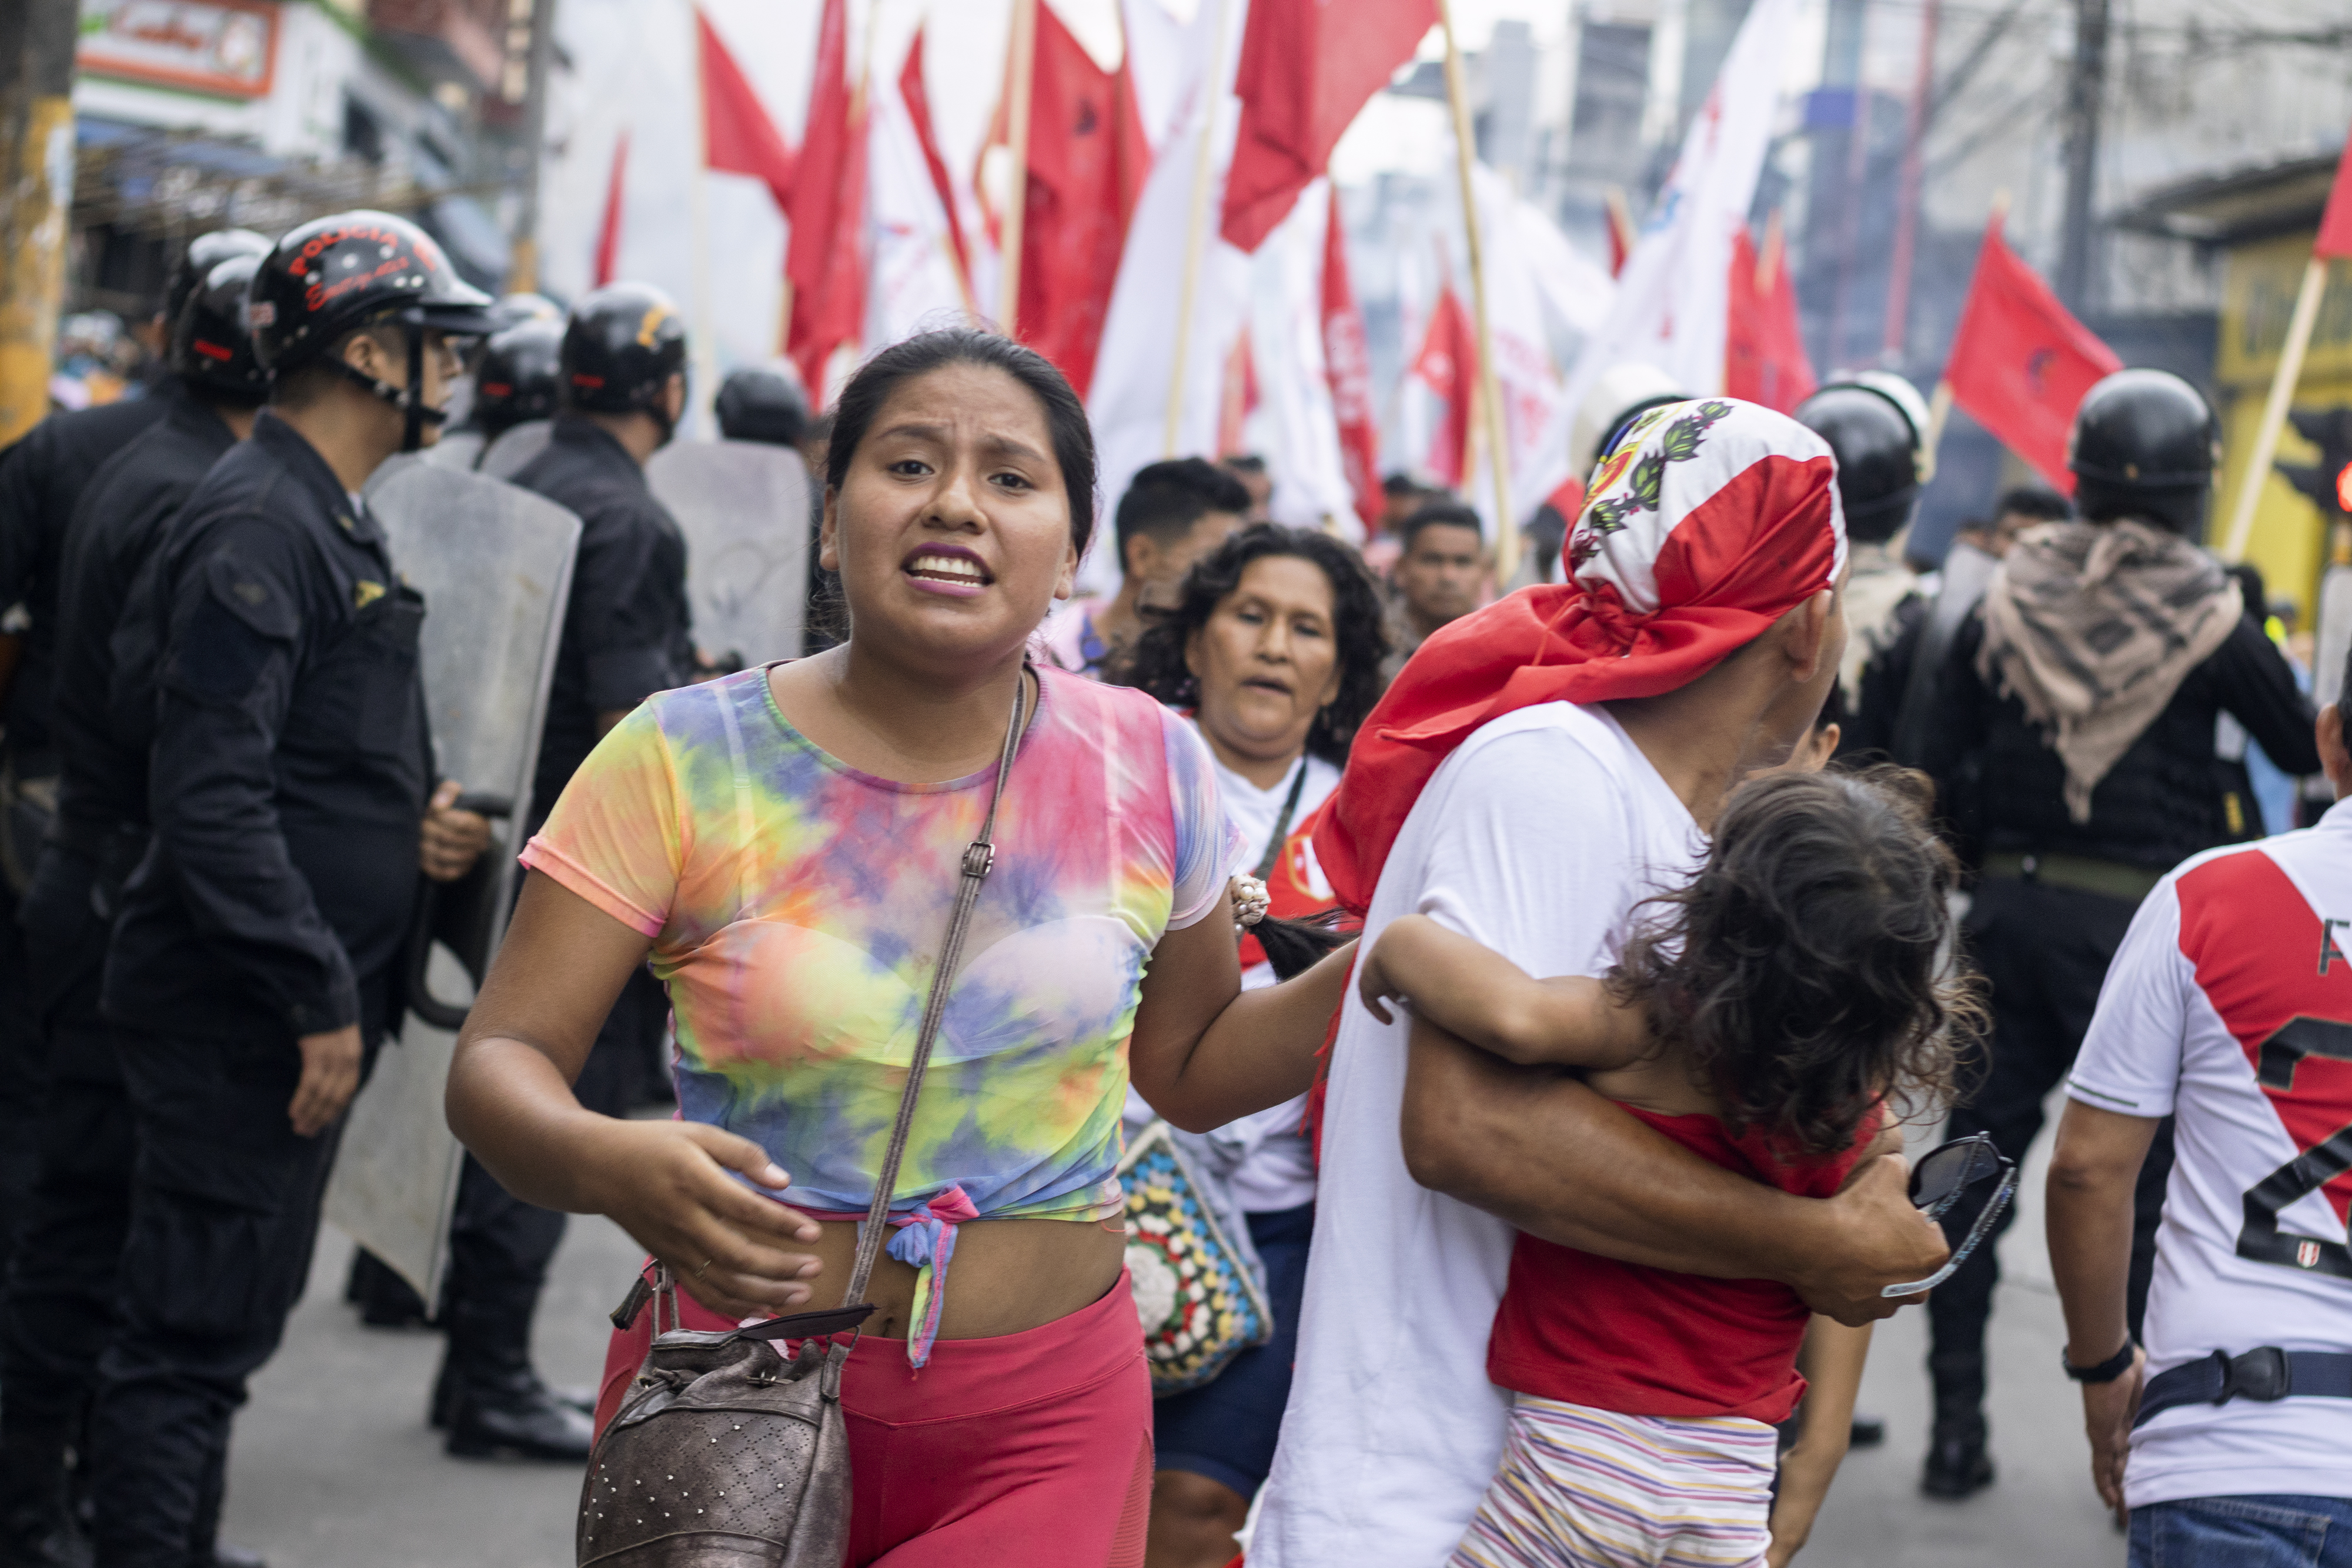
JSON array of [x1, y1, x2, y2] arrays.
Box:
[[1448, 1395, 1779, 1568]]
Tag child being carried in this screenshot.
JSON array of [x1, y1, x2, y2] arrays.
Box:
[[1358, 765, 1977, 1568]]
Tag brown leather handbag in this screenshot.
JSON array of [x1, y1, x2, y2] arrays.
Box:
[[576, 679, 1027, 1567]]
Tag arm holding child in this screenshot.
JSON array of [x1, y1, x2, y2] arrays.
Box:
[[1358, 912, 1650, 1068]]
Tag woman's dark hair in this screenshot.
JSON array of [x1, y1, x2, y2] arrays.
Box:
[[1608, 766, 1983, 1154], [824, 328, 1098, 555], [1117, 523, 1389, 767]]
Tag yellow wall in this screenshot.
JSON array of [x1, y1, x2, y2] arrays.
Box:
[[2215, 233, 2352, 618]]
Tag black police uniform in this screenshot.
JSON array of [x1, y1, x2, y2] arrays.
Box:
[[0, 395, 242, 1555], [84, 410, 433, 1565], [1916, 591, 2317, 1466]]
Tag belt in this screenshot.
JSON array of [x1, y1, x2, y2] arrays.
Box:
[[2135, 1348, 2352, 1428], [1981, 850, 2164, 902]]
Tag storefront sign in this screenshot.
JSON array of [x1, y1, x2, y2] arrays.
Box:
[[79, 0, 279, 101]]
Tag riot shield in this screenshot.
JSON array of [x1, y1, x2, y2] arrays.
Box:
[[477, 417, 553, 480], [420, 429, 485, 471], [646, 439, 812, 668], [323, 456, 581, 1303]]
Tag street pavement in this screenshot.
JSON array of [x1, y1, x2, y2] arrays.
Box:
[[222, 1097, 2120, 1567]]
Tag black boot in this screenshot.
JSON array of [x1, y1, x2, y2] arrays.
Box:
[[430, 1351, 589, 1431], [0, 1425, 90, 1568], [347, 1249, 431, 1330], [1921, 1412, 1994, 1497], [439, 1294, 593, 1462]]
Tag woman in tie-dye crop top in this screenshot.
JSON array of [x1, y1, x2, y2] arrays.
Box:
[[446, 329, 1355, 1568]]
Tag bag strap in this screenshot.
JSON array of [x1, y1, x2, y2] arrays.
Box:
[[839, 671, 1028, 1310]]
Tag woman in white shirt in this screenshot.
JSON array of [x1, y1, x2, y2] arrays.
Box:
[[1121, 523, 1391, 1567]]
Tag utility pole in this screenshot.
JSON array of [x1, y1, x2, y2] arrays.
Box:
[[505, 0, 557, 294], [2056, 0, 2108, 311], [0, 0, 79, 447]]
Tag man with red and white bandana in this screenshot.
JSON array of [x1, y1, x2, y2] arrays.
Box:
[[2049, 653, 2352, 1564]]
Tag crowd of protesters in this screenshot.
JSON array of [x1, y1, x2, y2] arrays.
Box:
[[0, 219, 2344, 1568]]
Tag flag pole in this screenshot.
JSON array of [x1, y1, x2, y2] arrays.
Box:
[[1162, 0, 1234, 457], [998, 0, 1040, 335], [2221, 255, 2328, 564], [1438, 0, 1518, 580], [689, 2, 718, 437]]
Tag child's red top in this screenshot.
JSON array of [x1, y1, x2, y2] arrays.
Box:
[[1486, 1102, 1883, 1425]]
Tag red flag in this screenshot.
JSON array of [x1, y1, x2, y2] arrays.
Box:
[[1321, 185, 1382, 530], [699, 8, 796, 212], [785, 0, 867, 394], [1218, 330, 1259, 457], [1943, 216, 2121, 493], [1410, 285, 1476, 487], [899, 26, 972, 299], [2317, 126, 2352, 260], [1605, 186, 1636, 279], [1221, 0, 1436, 253], [593, 129, 629, 287], [1724, 216, 1816, 414], [1013, 8, 1149, 399]]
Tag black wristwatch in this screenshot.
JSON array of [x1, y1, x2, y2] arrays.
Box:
[[2061, 1338, 2137, 1385]]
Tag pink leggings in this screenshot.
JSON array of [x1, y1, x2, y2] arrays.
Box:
[[596, 1271, 1153, 1567]]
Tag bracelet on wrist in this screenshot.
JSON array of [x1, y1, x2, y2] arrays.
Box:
[[2060, 1337, 2136, 1384]]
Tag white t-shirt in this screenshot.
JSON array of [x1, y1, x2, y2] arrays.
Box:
[[1207, 745, 1342, 1216], [1034, 597, 1109, 678], [1252, 701, 1702, 1567], [2068, 797, 2352, 1509]]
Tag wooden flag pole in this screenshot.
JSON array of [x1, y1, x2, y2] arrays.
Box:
[[1438, 0, 1518, 581], [2221, 254, 2330, 564], [997, 0, 1040, 335], [1162, 0, 1234, 457]]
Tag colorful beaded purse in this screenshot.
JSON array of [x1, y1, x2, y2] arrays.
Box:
[[1115, 1119, 1274, 1397]]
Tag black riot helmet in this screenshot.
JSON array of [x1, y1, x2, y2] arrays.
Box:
[[487, 291, 563, 332], [472, 318, 563, 440], [250, 209, 496, 452], [2069, 368, 2219, 534], [561, 283, 689, 436], [715, 364, 811, 448], [169, 253, 269, 407], [164, 229, 270, 332], [1795, 380, 1925, 543]]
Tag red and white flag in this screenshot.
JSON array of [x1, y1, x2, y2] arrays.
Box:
[[697, 6, 795, 215], [1411, 284, 1476, 487], [1943, 215, 2121, 493], [1724, 214, 1816, 414], [866, 24, 976, 347], [1220, 0, 1435, 252], [786, 0, 867, 396], [1322, 183, 1382, 531]]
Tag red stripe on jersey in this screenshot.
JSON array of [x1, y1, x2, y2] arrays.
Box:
[[2178, 847, 2352, 1229]]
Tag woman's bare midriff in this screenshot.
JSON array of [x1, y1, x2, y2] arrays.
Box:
[[777, 1213, 1128, 1342]]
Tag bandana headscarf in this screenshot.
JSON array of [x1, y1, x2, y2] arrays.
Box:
[[1312, 398, 1846, 914]]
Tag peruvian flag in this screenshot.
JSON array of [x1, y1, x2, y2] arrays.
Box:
[[698, 8, 796, 215], [1724, 214, 1816, 413], [1220, 0, 1436, 253], [898, 25, 972, 297], [1004, 5, 1150, 399], [1943, 215, 2121, 493], [785, 0, 867, 395], [1411, 285, 1477, 487], [1322, 184, 1381, 530]]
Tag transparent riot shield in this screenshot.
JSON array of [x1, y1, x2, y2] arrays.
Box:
[[421, 429, 485, 472], [477, 417, 553, 481], [322, 456, 581, 1303], [646, 439, 812, 669]]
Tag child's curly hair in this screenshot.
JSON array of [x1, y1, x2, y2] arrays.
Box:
[[1608, 765, 1983, 1155]]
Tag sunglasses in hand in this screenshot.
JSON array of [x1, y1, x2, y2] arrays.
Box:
[[1881, 1132, 2018, 1298]]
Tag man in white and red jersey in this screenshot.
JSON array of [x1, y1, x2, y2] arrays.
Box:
[[2049, 659, 2352, 1564]]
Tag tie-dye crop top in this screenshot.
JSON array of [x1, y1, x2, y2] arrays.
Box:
[[521, 663, 1235, 1243]]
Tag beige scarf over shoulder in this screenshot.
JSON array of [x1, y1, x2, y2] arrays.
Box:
[[1978, 519, 2241, 823]]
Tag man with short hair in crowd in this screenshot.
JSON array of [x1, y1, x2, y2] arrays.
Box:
[[1038, 457, 1248, 680], [1381, 502, 1488, 685], [2046, 650, 2352, 1564]]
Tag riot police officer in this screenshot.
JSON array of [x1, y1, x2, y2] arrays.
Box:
[[1793, 373, 1930, 757], [423, 282, 694, 1465], [83, 210, 495, 1568], [714, 363, 811, 449], [0, 231, 273, 1291], [465, 317, 563, 453], [0, 250, 276, 1568], [1915, 369, 2320, 1497]]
